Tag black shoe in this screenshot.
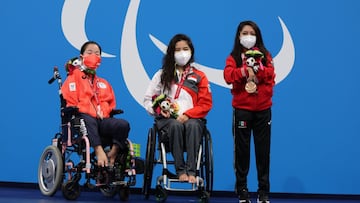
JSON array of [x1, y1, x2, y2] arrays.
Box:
[[238, 188, 251, 203], [257, 191, 270, 203]]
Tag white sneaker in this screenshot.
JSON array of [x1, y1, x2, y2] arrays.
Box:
[[257, 193, 270, 203]]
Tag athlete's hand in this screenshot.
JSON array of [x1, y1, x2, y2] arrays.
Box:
[[177, 114, 189, 123]]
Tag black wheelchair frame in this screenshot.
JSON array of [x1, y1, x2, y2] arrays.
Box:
[[142, 119, 214, 203], [38, 66, 140, 201]]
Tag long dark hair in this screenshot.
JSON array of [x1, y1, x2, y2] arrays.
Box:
[[230, 21, 269, 67], [161, 34, 195, 91]]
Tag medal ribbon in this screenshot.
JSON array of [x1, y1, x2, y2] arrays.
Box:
[[174, 66, 190, 99]]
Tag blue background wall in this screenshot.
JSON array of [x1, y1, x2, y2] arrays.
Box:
[[1, 0, 360, 195]]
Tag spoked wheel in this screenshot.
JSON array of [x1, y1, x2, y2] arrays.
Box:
[[119, 186, 130, 201], [155, 185, 167, 203], [142, 126, 156, 199], [203, 129, 214, 193], [100, 185, 118, 198], [38, 145, 64, 196], [199, 190, 210, 203], [62, 180, 81, 200]]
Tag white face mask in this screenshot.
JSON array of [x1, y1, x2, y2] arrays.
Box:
[[174, 50, 191, 66], [240, 35, 256, 49]]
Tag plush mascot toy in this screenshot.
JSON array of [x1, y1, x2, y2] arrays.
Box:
[[152, 94, 179, 118], [245, 48, 264, 73], [65, 56, 98, 76], [64, 57, 81, 75], [244, 48, 264, 94]]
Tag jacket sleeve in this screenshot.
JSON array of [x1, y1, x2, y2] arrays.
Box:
[[99, 79, 116, 118], [223, 55, 248, 84], [254, 53, 275, 86], [61, 71, 79, 107], [143, 70, 163, 116], [184, 71, 212, 119]]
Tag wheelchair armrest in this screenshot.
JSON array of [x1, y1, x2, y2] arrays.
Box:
[[61, 106, 79, 116], [61, 106, 79, 123], [110, 109, 124, 117]]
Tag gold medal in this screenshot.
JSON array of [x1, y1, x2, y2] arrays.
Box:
[[245, 81, 257, 93]]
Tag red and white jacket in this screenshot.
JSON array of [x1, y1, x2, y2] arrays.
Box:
[[144, 66, 212, 119], [223, 53, 275, 111], [61, 68, 116, 118]]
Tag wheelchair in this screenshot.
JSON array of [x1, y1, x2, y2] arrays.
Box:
[[38, 67, 143, 201], [142, 119, 214, 203]]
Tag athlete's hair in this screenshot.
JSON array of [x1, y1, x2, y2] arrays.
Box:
[[80, 41, 102, 55]]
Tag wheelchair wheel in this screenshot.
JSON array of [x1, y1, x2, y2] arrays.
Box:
[[100, 185, 118, 198], [203, 129, 214, 193], [119, 186, 130, 201], [155, 185, 167, 203], [62, 180, 81, 200], [142, 126, 156, 199], [199, 190, 210, 203], [38, 145, 64, 196]]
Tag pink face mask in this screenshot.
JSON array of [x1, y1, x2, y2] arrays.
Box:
[[82, 54, 101, 69]]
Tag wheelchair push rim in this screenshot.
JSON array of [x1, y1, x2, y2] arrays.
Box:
[[38, 145, 64, 196], [204, 129, 214, 193], [200, 128, 214, 193], [142, 126, 156, 199]]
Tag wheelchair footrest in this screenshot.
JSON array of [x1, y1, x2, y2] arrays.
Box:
[[157, 175, 204, 192], [110, 180, 128, 186]]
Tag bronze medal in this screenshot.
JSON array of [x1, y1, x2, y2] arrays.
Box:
[[245, 81, 257, 93]]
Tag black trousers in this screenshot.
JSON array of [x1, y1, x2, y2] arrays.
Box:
[[79, 113, 130, 148], [233, 108, 271, 194]]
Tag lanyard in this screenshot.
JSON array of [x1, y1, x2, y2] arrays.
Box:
[[87, 76, 103, 118], [87, 76, 100, 104], [174, 66, 190, 99]]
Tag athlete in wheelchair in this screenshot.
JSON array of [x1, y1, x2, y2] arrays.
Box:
[[38, 41, 141, 201], [142, 34, 214, 202]]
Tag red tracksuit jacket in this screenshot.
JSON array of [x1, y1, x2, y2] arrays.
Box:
[[61, 68, 116, 118], [223, 53, 275, 111]]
